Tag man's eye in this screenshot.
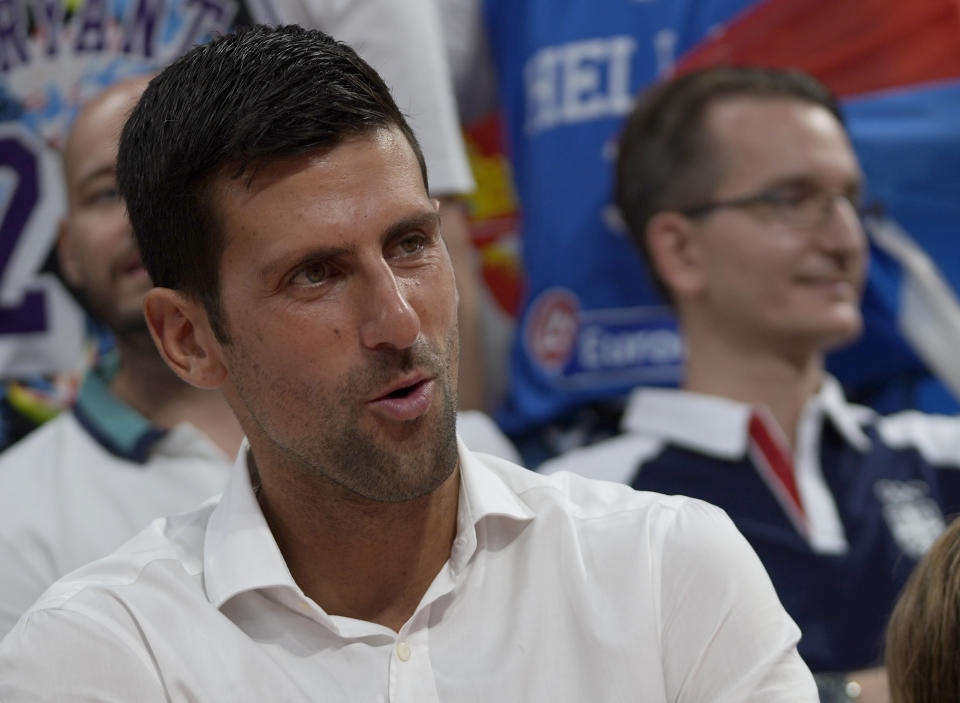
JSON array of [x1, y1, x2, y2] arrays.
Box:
[[84, 187, 120, 206], [292, 262, 330, 286], [397, 234, 426, 255], [766, 189, 816, 209]]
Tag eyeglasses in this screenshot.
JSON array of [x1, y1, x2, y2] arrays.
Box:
[[678, 185, 865, 230]]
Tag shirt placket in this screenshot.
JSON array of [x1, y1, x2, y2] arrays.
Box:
[[386, 542, 467, 703], [747, 409, 810, 539], [387, 604, 439, 703], [795, 399, 848, 553]]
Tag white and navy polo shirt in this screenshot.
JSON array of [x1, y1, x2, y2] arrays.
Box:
[[541, 375, 960, 673]]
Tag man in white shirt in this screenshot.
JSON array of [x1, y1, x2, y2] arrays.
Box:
[[0, 27, 815, 700], [0, 74, 512, 637]]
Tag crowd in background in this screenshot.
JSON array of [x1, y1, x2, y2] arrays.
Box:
[[2, 0, 960, 701]]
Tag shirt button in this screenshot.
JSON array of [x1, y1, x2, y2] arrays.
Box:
[[397, 641, 411, 662]]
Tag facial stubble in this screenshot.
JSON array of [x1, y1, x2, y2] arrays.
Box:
[[231, 325, 460, 504]]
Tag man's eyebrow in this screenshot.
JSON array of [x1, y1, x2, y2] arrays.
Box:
[[760, 174, 820, 189], [762, 173, 863, 191], [259, 210, 442, 284], [382, 211, 441, 244]]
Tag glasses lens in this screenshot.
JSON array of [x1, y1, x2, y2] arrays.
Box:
[[785, 192, 829, 227], [789, 191, 861, 228]]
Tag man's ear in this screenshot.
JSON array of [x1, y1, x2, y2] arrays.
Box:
[[645, 211, 706, 301], [143, 288, 227, 389], [57, 219, 84, 289]]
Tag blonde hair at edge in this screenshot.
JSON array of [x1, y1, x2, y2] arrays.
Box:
[[885, 515, 960, 703]]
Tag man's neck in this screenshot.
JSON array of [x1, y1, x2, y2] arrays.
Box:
[[255, 455, 461, 633], [682, 327, 824, 449], [109, 333, 244, 457]]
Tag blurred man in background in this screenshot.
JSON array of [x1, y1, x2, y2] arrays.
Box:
[[465, 0, 960, 469], [0, 77, 242, 634], [544, 66, 960, 702]]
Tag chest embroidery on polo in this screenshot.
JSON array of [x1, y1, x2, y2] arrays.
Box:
[[873, 479, 945, 559]]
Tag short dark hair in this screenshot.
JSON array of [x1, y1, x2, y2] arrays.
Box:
[[615, 66, 843, 302], [117, 24, 428, 342]]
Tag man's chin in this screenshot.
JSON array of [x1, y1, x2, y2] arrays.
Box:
[[320, 429, 459, 504], [347, 401, 459, 502], [811, 318, 863, 353]]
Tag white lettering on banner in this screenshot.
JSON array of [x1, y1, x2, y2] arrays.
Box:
[[652, 29, 677, 76], [579, 326, 683, 370], [524, 36, 636, 135], [561, 41, 608, 123]]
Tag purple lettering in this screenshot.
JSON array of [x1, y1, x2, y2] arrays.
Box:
[[178, 0, 235, 55], [73, 0, 108, 54], [0, 0, 29, 72], [122, 0, 164, 58], [30, 0, 64, 56], [0, 137, 47, 334]]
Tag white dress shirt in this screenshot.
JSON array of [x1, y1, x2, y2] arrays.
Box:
[[0, 368, 515, 638], [0, 412, 231, 636], [0, 439, 816, 701]]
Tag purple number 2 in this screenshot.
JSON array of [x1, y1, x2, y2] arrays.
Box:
[[0, 135, 47, 335]]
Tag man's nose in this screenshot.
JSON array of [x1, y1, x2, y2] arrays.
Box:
[[358, 261, 421, 351], [816, 194, 866, 253]]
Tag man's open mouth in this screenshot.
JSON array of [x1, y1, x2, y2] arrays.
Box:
[[383, 379, 427, 400]]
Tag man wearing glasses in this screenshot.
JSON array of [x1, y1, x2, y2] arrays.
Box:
[[542, 67, 960, 701]]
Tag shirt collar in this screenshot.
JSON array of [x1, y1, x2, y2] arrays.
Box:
[[450, 436, 535, 570], [810, 375, 873, 452], [621, 374, 873, 459], [203, 436, 534, 611], [71, 352, 168, 463], [203, 439, 295, 610]]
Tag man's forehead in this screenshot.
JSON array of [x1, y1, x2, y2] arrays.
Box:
[[703, 96, 858, 185], [705, 93, 838, 128], [209, 126, 428, 214], [210, 126, 433, 261], [63, 78, 149, 186], [214, 127, 419, 202]]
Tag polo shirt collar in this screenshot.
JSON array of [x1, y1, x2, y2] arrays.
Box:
[[620, 374, 872, 459], [203, 435, 534, 613], [814, 375, 874, 452], [71, 352, 168, 463]]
